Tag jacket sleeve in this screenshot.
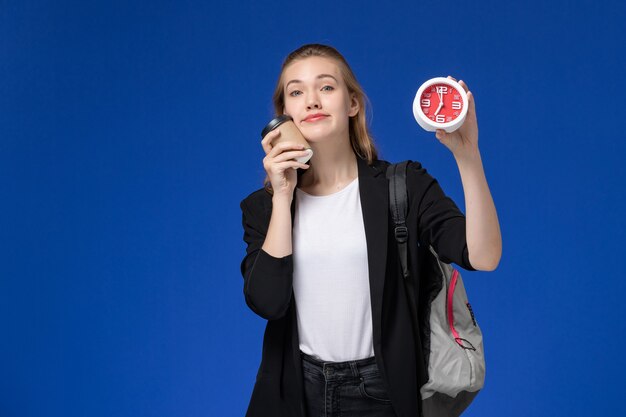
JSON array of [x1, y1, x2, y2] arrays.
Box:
[[240, 196, 294, 320], [407, 161, 476, 271]]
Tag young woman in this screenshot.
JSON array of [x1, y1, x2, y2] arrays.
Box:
[[240, 44, 501, 417]]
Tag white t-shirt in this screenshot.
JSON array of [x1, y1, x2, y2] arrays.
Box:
[[292, 178, 375, 362]]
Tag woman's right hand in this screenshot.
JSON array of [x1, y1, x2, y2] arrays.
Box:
[[261, 129, 310, 200]]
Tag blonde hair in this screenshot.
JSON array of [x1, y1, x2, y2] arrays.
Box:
[[263, 44, 379, 193]]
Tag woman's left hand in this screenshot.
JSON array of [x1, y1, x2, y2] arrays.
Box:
[[435, 76, 479, 159]]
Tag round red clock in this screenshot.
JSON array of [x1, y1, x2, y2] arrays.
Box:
[[413, 77, 468, 133]]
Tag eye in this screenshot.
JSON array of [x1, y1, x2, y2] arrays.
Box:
[[288, 90, 302, 97], [321, 85, 334, 92]]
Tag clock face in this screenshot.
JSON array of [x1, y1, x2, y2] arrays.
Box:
[[419, 83, 465, 124]]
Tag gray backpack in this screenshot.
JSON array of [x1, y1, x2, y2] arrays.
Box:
[[386, 161, 486, 417]]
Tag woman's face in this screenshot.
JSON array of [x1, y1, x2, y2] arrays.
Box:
[[282, 56, 359, 143]]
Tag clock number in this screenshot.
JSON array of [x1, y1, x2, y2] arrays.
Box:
[[436, 86, 448, 94], [452, 101, 462, 110], [421, 99, 431, 107], [436, 115, 445, 123]]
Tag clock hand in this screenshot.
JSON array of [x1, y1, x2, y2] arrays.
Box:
[[438, 88, 445, 111], [434, 88, 442, 115], [434, 101, 443, 116]]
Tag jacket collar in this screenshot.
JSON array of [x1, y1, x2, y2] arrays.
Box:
[[356, 156, 389, 353]]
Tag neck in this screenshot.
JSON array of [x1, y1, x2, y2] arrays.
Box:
[[299, 136, 358, 192]]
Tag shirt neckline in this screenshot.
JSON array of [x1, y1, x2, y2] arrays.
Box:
[[296, 177, 359, 198]]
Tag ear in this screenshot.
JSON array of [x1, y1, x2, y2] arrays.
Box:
[[348, 94, 360, 117]]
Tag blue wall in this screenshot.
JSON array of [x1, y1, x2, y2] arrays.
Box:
[[1, 1, 625, 416]]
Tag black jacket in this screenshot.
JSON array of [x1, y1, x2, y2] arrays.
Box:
[[239, 157, 475, 417]]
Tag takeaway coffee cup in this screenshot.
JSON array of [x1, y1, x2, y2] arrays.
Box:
[[261, 115, 313, 164]]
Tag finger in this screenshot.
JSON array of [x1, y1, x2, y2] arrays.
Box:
[[271, 149, 312, 163], [458, 79, 470, 93], [273, 160, 310, 172], [261, 129, 281, 155], [262, 128, 281, 142], [447, 75, 458, 82], [467, 91, 475, 110], [267, 141, 307, 158], [261, 129, 281, 154]]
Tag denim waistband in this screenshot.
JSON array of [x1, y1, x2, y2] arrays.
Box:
[[300, 350, 377, 374]]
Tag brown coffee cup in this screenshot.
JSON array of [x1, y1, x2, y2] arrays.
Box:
[[261, 115, 313, 164]]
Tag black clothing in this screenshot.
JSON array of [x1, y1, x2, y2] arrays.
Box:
[[240, 157, 475, 417]]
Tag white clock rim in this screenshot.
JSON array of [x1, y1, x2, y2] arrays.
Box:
[[413, 77, 469, 131]]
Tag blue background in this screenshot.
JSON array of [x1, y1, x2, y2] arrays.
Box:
[[2, 1, 625, 416]]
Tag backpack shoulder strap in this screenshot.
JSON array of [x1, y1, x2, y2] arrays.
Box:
[[387, 161, 422, 379], [386, 160, 411, 279]]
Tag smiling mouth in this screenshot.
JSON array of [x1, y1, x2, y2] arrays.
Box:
[[304, 115, 328, 122]]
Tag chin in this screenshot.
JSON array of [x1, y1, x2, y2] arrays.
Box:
[[300, 128, 329, 143]]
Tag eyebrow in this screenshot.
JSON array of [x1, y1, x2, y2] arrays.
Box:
[[285, 74, 338, 89]]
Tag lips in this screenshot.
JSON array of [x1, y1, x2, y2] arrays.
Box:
[[303, 113, 329, 122]]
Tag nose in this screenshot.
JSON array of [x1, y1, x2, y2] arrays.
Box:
[[306, 91, 321, 110]]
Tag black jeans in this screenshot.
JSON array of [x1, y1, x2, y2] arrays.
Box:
[[300, 351, 397, 417]]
